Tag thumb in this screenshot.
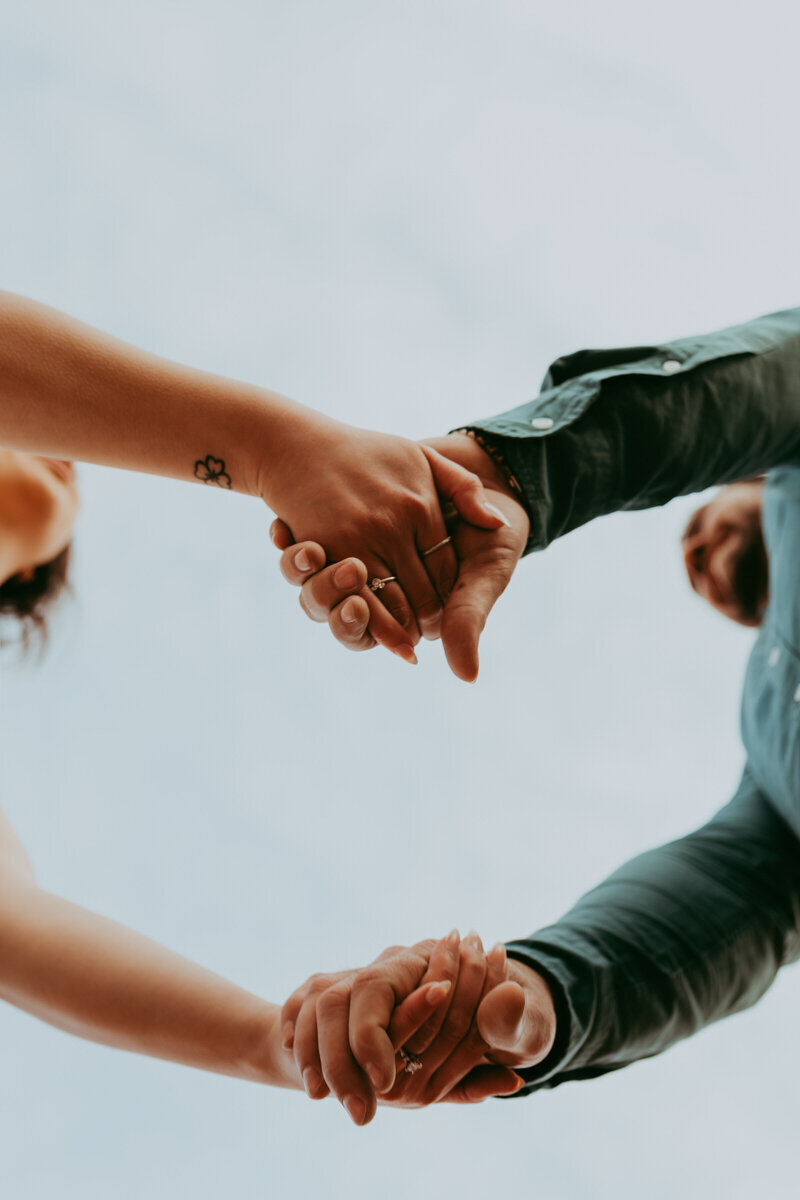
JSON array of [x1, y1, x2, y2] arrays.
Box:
[[477, 981, 553, 1068], [269, 518, 295, 550], [476, 982, 527, 1055], [440, 553, 515, 682], [421, 445, 510, 530]]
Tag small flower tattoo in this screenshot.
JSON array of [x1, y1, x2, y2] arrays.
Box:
[[194, 455, 232, 489]]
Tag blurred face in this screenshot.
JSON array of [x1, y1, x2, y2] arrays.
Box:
[[0, 451, 80, 585], [682, 480, 768, 626]]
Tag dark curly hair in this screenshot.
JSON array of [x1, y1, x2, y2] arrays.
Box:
[[0, 544, 72, 653]]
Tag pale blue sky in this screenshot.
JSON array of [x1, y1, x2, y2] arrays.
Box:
[[2, 2, 800, 1197]]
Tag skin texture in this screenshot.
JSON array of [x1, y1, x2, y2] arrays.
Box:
[[271, 432, 530, 681], [0, 805, 461, 1107], [682, 479, 767, 626], [0, 291, 508, 662], [274, 473, 768, 673], [281, 938, 555, 1121], [273, 483, 770, 1110], [281, 934, 531, 1123], [0, 451, 79, 585]]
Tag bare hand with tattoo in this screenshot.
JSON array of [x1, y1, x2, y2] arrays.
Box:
[[0, 291, 508, 662]]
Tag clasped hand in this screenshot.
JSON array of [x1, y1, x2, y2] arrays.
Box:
[[269, 430, 530, 680], [281, 932, 557, 1125]]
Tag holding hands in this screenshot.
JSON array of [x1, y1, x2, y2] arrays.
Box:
[[281, 932, 557, 1125], [271, 432, 530, 680]]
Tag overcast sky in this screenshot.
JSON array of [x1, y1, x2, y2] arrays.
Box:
[[2, 2, 800, 1197]]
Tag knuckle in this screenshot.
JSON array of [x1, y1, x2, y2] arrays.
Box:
[[352, 966, 385, 991], [369, 509, 399, 543], [282, 989, 305, 1015], [316, 984, 350, 1020], [306, 972, 336, 995]]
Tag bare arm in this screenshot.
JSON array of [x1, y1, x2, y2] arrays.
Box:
[[0, 291, 505, 653], [0, 808, 296, 1087]]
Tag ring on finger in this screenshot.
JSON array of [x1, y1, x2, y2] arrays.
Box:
[[421, 535, 452, 558], [368, 575, 397, 592], [399, 1047, 423, 1075]]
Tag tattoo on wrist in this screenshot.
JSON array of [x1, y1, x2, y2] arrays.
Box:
[[194, 455, 232, 489]]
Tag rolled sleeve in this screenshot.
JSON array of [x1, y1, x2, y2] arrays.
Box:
[[465, 308, 800, 553]]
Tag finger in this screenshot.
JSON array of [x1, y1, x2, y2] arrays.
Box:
[[360, 580, 420, 663], [423, 940, 507, 1102], [402, 929, 461, 1055], [328, 596, 376, 651], [362, 588, 419, 661], [300, 558, 368, 621], [280, 541, 327, 586], [324, 587, 417, 662], [281, 969, 352, 1051], [389, 547, 446, 642], [317, 982, 376, 1125], [441, 548, 517, 682], [407, 930, 487, 1080], [477, 978, 555, 1066], [292, 994, 331, 1101], [414, 515, 458, 640], [442, 1064, 526, 1104], [281, 988, 307, 1052], [347, 947, 432, 1095], [417, 534, 458, 638], [388, 980, 453, 1051], [366, 567, 419, 640], [421, 445, 510, 530], [269, 518, 295, 550]]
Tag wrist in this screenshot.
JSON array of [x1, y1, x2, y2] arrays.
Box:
[[249, 398, 347, 513], [239, 1004, 302, 1090], [421, 432, 518, 500]]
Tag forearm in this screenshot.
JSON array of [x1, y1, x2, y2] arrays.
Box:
[[506, 769, 800, 1092], [468, 307, 800, 549], [0, 290, 338, 506], [0, 876, 300, 1089]]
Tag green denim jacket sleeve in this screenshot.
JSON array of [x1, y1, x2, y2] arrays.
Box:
[[467, 306, 800, 554], [464, 307, 800, 1093]]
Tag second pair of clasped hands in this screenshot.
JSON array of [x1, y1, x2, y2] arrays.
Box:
[[275, 931, 557, 1124], [269, 435, 552, 1122]]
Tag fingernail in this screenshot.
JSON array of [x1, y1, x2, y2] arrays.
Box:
[[303, 1067, 322, 1097], [426, 979, 452, 1005], [394, 645, 418, 665], [334, 561, 359, 590], [343, 1095, 366, 1126], [489, 942, 507, 966], [341, 599, 361, 627], [464, 930, 483, 951], [447, 928, 460, 947], [485, 502, 510, 527], [512, 1073, 527, 1092], [295, 549, 312, 573], [366, 1064, 383, 1090], [281, 1021, 295, 1050]]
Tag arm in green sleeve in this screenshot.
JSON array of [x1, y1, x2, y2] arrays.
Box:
[[505, 769, 800, 1093], [467, 308, 800, 550]]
